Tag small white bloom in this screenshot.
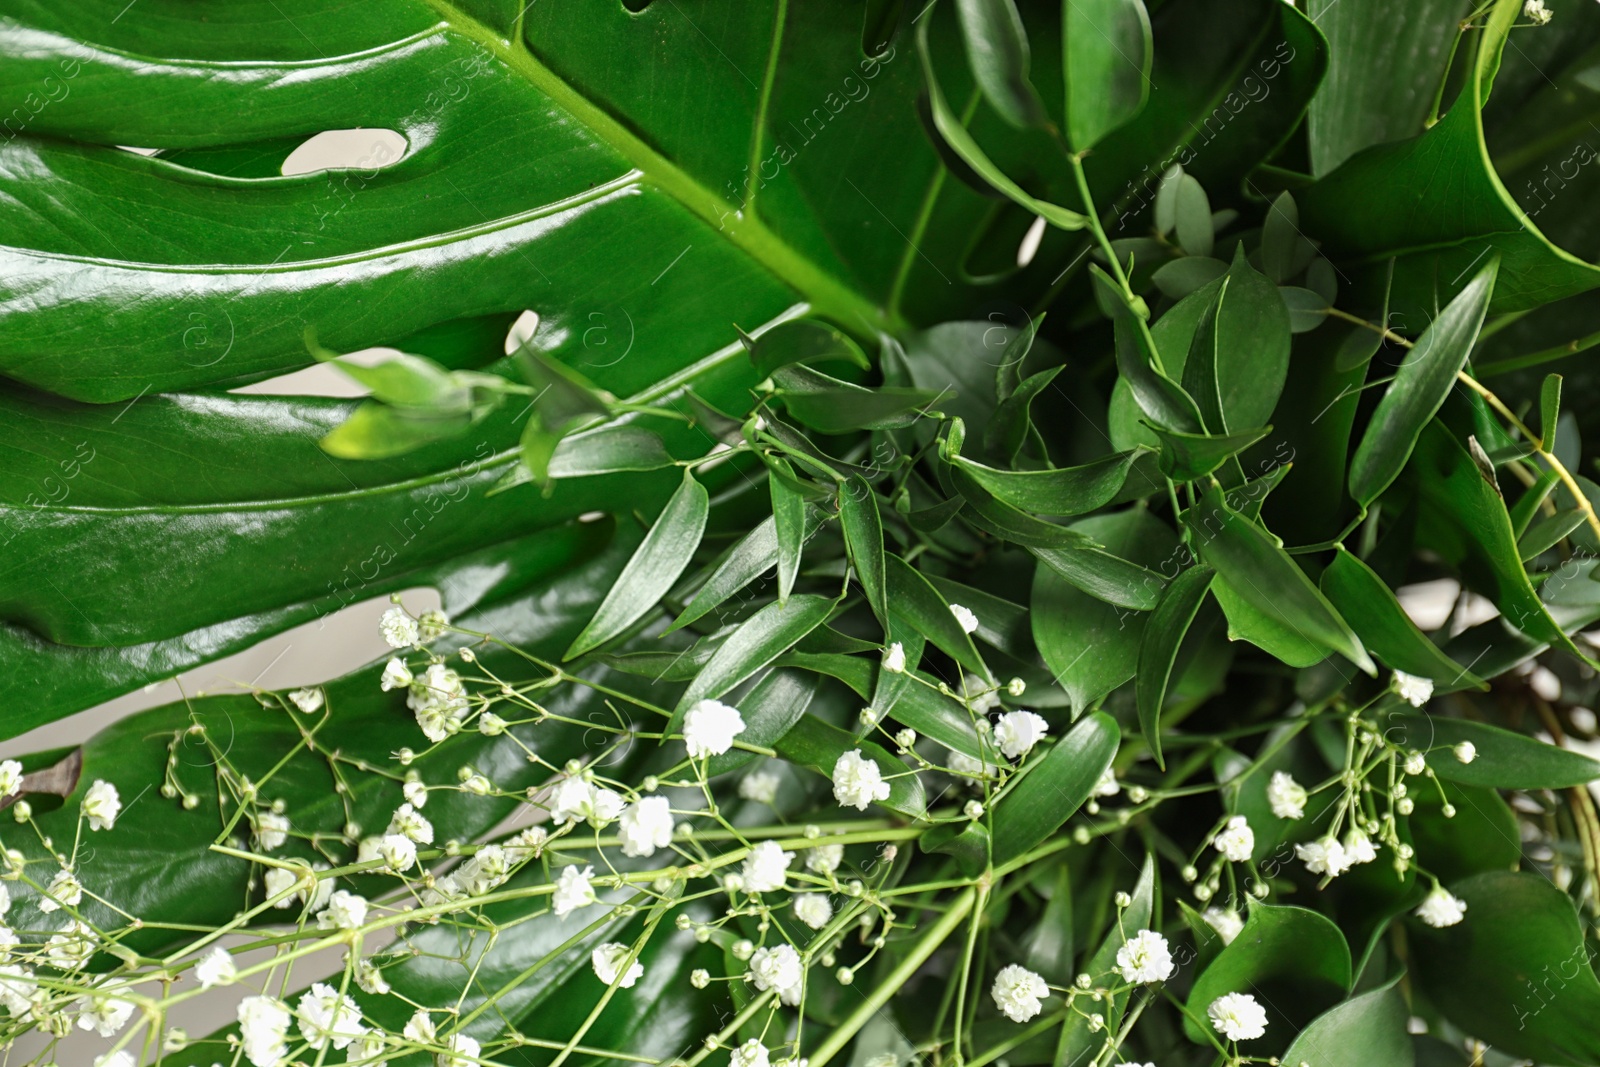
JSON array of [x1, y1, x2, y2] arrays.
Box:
[[381, 658, 413, 692], [46, 918, 95, 969], [730, 1039, 771, 1067], [1296, 836, 1351, 878], [748, 943, 803, 1005], [742, 840, 794, 894], [237, 994, 292, 1067], [403, 778, 428, 807], [832, 749, 891, 811], [552, 865, 597, 918], [990, 963, 1048, 1023], [806, 843, 844, 875], [618, 795, 675, 858], [1007, 676, 1027, 697], [288, 688, 324, 714], [356, 960, 391, 995], [1343, 827, 1378, 866], [1093, 766, 1121, 798], [547, 777, 624, 828], [408, 664, 468, 742], [296, 982, 365, 1051], [0, 761, 21, 800], [793, 893, 833, 929], [378, 833, 418, 872], [1524, 0, 1553, 24], [380, 607, 419, 648], [254, 810, 290, 852], [317, 889, 368, 931], [82, 779, 121, 831], [591, 942, 645, 988], [403, 1008, 437, 1044], [1266, 771, 1306, 820], [1416, 885, 1468, 927], [949, 603, 980, 634], [461, 772, 492, 795], [1202, 907, 1244, 945], [995, 710, 1049, 759], [388, 802, 435, 845], [1208, 991, 1268, 1041], [739, 769, 782, 804], [882, 642, 907, 674], [76, 993, 134, 1037], [1115, 929, 1175, 984], [195, 946, 237, 988], [683, 699, 746, 758], [417, 609, 451, 641], [39, 868, 82, 913], [439, 1033, 481, 1067], [960, 673, 1001, 713], [351, 1033, 389, 1067], [507, 826, 549, 861], [1393, 671, 1434, 707], [264, 867, 299, 908], [460, 845, 511, 896], [1404, 751, 1427, 776], [1214, 816, 1254, 863], [1454, 741, 1477, 764]]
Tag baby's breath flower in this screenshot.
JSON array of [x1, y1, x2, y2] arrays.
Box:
[[690, 968, 710, 988], [288, 688, 324, 714], [1343, 827, 1378, 866], [379, 607, 419, 649], [949, 603, 980, 634], [1006, 676, 1026, 697], [990, 963, 1048, 1023], [832, 749, 891, 811], [0, 761, 22, 800], [478, 712, 507, 736], [1454, 741, 1477, 764], [552, 865, 597, 918], [730, 1039, 771, 1067], [591, 942, 644, 988], [964, 799, 985, 819], [378, 833, 418, 872], [75, 993, 134, 1037], [881, 641, 906, 673], [403, 1008, 436, 1044], [1393, 671, 1434, 707], [995, 710, 1048, 759], [356, 960, 391, 995], [381, 657, 413, 692], [409, 664, 468, 742], [748, 944, 803, 1005], [389, 803, 435, 845], [1404, 751, 1427, 776], [295, 982, 365, 1051], [417, 609, 451, 641], [1202, 907, 1244, 944], [793, 893, 833, 929], [1208, 991, 1268, 1041], [683, 699, 746, 758], [806, 843, 844, 875], [1267, 771, 1306, 820], [39, 868, 81, 913], [1214, 816, 1254, 862], [1093, 767, 1120, 798], [619, 796, 675, 858], [1296, 836, 1352, 879], [254, 810, 290, 852], [1116, 929, 1174, 984], [738, 769, 781, 805], [403, 778, 428, 807], [1415, 885, 1468, 927], [461, 772, 492, 795], [742, 840, 794, 894], [237, 994, 292, 1067], [440, 1033, 482, 1067], [195, 946, 237, 988], [317, 889, 368, 931], [82, 779, 121, 831], [1524, 0, 1553, 24], [960, 673, 1001, 713], [548, 778, 624, 829]]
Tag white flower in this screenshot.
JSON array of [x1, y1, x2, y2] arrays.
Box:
[[832, 750, 891, 811], [1214, 816, 1254, 862], [317, 889, 368, 931], [1115, 929, 1175, 984], [439, 1033, 481, 1067], [1404, 751, 1427, 776], [1093, 767, 1121, 798], [95, 1053, 135, 1067], [591, 942, 644, 988], [794, 893, 833, 929], [1343, 828, 1378, 866], [882, 642, 907, 673], [1202, 907, 1244, 945], [403, 1009, 437, 1044], [553, 865, 597, 918], [0, 761, 21, 800], [748, 944, 803, 1005], [739, 769, 782, 805], [507, 826, 549, 861], [619, 796, 675, 858], [389, 802, 435, 845], [1524, 0, 1553, 24], [47, 918, 95, 968], [39, 868, 82, 913], [1454, 741, 1477, 764], [76, 993, 134, 1036], [380, 607, 419, 648], [949, 603, 980, 634], [1208, 991, 1268, 1041], [296, 982, 366, 1051], [995, 711, 1049, 760], [81, 779, 121, 832], [1266, 771, 1306, 820], [195, 945, 237, 988], [237, 994, 292, 1067], [1296, 836, 1351, 878], [460, 845, 511, 895], [1393, 671, 1434, 707], [0, 883, 8, 920], [960, 674, 1001, 713], [381, 658, 413, 692], [418, 609, 451, 641], [288, 688, 324, 714], [0, 925, 16, 960], [0, 964, 33, 1014], [742, 840, 795, 894], [1416, 886, 1468, 927], [378, 833, 418, 872], [683, 699, 746, 758], [254, 810, 290, 852], [990, 963, 1048, 1023], [806, 843, 844, 874], [403, 778, 429, 807], [264, 867, 299, 908], [408, 664, 468, 742], [548, 777, 624, 829], [351, 1033, 389, 1067], [730, 1039, 771, 1067], [1007, 676, 1027, 696], [356, 960, 391, 996]]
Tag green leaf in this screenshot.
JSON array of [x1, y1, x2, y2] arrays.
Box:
[[950, 449, 1150, 516], [1260, 192, 1314, 283], [920, 819, 991, 878], [1385, 713, 1600, 790], [1147, 423, 1271, 482], [775, 715, 925, 818], [1152, 255, 1228, 300], [1183, 902, 1353, 1046], [1095, 265, 1205, 433], [1184, 486, 1374, 674], [770, 460, 807, 604], [1281, 981, 1416, 1067], [1030, 540, 1168, 611], [546, 424, 676, 479], [840, 477, 889, 629], [1136, 564, 1213, 768], [1173, 172, 1213, 257], [1320, 547, 1487, 691], [1412, 871, 1600, 1066], [1212, 573, 1328, 668], [1540, 373, 1563, 451], [320, 400, 482, 460], [1033, 509, 1179, 716], [740, 319, 870, 379], [1060, 0, 1153, 150], [566, 469, 709, 660], [886, 553, 991, 678], [1054, 854, 1155, 1065], [704, 668, 818, 777], [1178, 249, 1293, 433], [771, 364, 943, 434], [1519, 508, 1586, 560], [1024, 861, 1075, 985], [1348, 258, 1499, 507], [669, 516, 783, 634], [991, 712, 1120, 867], [1279, 285, 1331, 332], [328, 350, 471, 407], [918, 19, 1089, 230], [669, 594, 835, 733], [986, 364, 1062, 463], [955, 0, 1050, 129]]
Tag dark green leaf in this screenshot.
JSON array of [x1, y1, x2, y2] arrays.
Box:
[[1148, 423, 1271, 482], [1180, 249, 1294, 432], [1095, 266, 1204, 433], [740, 318, 870, 379], [1061, 0, 1153, 150], [991, 711, 1120, 868], [670, 594, 835, 731], [987, 365, 1062, 463], [1279, 284, 1331, 332], [1387, 713, 1600, 790], [770, 459, 806, 604], [1213, 573, 1328, 668], [1261, 192, 1314, 282], [1519, 508, 1585, 561], [1281, 981, 1415, 1067], [771, 364, 942, 433], [1152, 255, 1228, 300], [546, 424, 676, 479], [1024, 861, 1075, 985], [775, 715, 925, 818], [955, 0, 1049, 129], [840, 476, 889, 629], [886, 553, 991, 678], [951, 449, 1150, 516], [1173, 172, 1213, 257], [1541, 372, 1563, 451], [1136, 564, 1213, 768]]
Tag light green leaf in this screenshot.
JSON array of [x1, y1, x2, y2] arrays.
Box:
[[770, 459, 806, 604], [1061, 0, 1153, 150]]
